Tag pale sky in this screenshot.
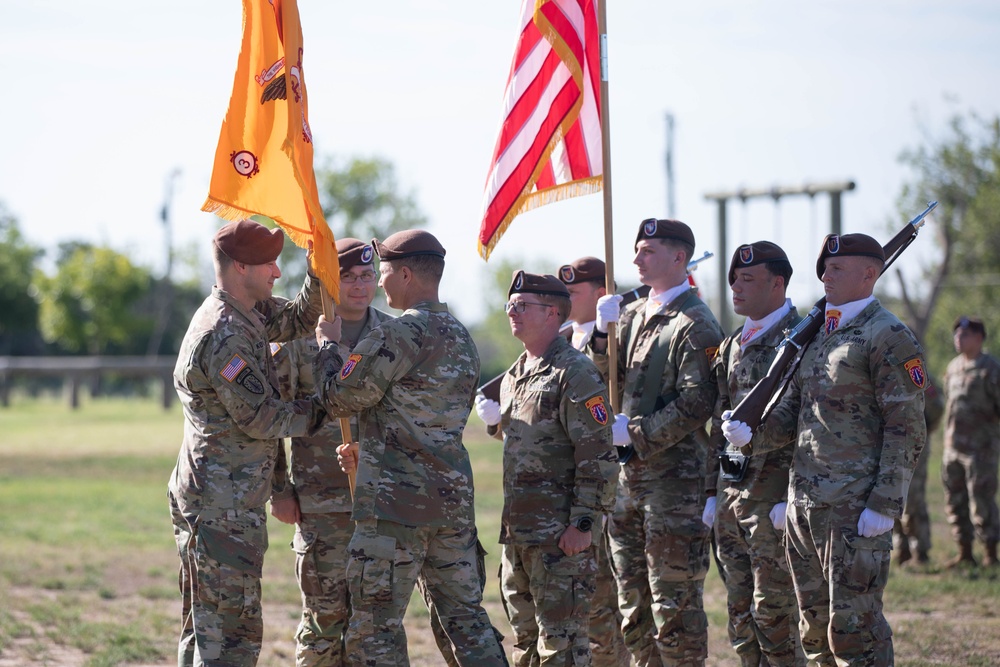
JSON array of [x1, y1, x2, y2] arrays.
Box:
[[3, 1, 999, 325]]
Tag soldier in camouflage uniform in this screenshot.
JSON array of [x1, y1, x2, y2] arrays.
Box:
[[314, 230, 507, 667], [723, 233, 927, 666], [271, 238, 393, 666], [942, 316, 1000, 567], [707, 241, 805, 667], [592, 218, 723, 666], [893, 373, 944, 566], [474, 271, 618, 666], [168, 220, 327, 667], [557, 257, 629, 667]]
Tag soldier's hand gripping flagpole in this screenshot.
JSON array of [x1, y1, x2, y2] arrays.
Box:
[[320, 288, 357, 501]]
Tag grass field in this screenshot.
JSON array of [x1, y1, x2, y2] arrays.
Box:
[[1, 396, 999, 666]]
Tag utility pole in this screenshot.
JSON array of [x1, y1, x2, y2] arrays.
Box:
[[147, 168, 182, 356], [703, 180, 856, 332]]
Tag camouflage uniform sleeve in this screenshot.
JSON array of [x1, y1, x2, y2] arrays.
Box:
[[866, 327, 927, 518], [562, 365, 618, 520], [270, 440, 294, 501], [258, 271, 324, 343], [205, 334, 323, 440], [706, 335, 736, 494], [629, 321, 721, 460], [747, 364, 802, 456], [587, 308, 633, 395], [314, 322, 418, 416], [269, 342, 297, 500]]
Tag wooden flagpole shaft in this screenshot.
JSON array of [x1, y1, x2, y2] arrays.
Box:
[[321, 288, 356, 500], [597, 0, 619, 413]]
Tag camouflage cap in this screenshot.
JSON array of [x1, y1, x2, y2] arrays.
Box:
[[336, 238, 375, 271], [558, 256, 606, 285], [954, 315, 987, 338], [508, 271, 570, 298], [815, 232, 885, 279], [634, 218, 695, 252], [214, 219, 284, 265], [372, 229, 446, 261], [728, 240, 791, 285]]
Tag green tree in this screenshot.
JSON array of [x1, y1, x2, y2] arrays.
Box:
[[0, 205, 44, 355], [35, 243, 154, 355], [892, 111, 1000, 374], [270, 155, 427, 300]]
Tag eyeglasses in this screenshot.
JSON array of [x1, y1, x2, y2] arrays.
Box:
[[341, 270, 378, 284], [505, 300, 552, 314]]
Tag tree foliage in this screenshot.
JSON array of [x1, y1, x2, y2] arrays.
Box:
[[893, 111, 1000, 374], [0, 205, 44, 354], [35, 243, 154, 355]]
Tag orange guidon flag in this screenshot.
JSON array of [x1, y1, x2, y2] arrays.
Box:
[[202, 0, 339, 298]]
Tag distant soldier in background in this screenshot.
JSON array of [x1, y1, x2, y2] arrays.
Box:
[[942, 316, 1000, 568], [708, 241, 805, 667], [271, 238, 392, 666], [557, 256, 629, 667], [893, 373, 945, 566], [476, 270, 618, 666], [315, 230, 507, 667], [169, 220, 327, 667]]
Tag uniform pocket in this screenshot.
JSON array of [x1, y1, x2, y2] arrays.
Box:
[[347, 532, 396, 606]]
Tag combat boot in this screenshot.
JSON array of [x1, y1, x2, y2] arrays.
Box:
[[983, 540, 998, 567], [915, 549, 930, 565], [945, 541, 976, 569], [894, 540, 912, 566]]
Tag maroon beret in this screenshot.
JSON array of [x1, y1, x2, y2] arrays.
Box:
[[815, 233, 885, 279], [954, 315, 987, 338], [634, 218, 695, 252], [336, 238, 375, 271], [728, 241, 791, 285], [558, 257, 606, 285], [373, 229, 445, 261], [508, 271, 570, 299], [214, 220, 284, 265]]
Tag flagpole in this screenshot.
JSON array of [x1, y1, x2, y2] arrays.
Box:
[[597, 0, 620, 413], [321, 288, 356, 500]]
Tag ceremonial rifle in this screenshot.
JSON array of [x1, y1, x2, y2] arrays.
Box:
[[477, 251, 714, 403], [727, 201, 938, 433]]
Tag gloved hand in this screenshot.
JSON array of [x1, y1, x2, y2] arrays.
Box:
[[595, 294, 623, 333], [474, 393, 501, 426], [769, 502, 787, 531], [857, 508, 893, 538], [701, 496, 717, 529], [721, 410, 752, 448]]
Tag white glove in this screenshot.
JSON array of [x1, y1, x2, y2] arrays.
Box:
[[769, 502, 787, 531], [595, 294, 623, 333], [612, 413, 631, 446], [474, 394, 501, 427], [857, 508, 894, 538], [721, 410, 752, 448], [701, 496, 717, 529]]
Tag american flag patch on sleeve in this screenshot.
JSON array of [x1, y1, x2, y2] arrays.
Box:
[[221, 354, 248, 382]]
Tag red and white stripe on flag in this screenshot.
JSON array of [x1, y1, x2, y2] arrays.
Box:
[[478, 0, 602, 260]]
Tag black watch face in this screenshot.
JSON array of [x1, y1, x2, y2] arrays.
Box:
[[577, 517, 593, 532]]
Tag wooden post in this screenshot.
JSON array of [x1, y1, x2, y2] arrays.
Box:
[[321, 288, 356, 500]]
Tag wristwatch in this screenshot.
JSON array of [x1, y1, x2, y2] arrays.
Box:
[[575, 516, 594, 532]]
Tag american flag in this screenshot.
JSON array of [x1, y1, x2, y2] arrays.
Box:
[[220, 354, 248, 382], [478, 0, 602, 260]]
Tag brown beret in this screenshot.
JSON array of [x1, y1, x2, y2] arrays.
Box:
[[634, 218, 695, 252], [728, 241, 791, 285], [954, 315, 987, 338], [336, 238, 375, 271], [214, 219, 284, 265], [815, 233, 885, 279], [558, 257, 606, 285], [372, 229, 445, 261], [508, 271, 570, 299]]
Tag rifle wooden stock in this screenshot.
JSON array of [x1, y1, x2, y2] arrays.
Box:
[[728, 201, 937, 432], [477, 284, 652, 403]]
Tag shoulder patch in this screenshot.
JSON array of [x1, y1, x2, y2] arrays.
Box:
[[236, 367, 265, 394], [706, 346, 719, 361], [586, 395, 609, 425], [905, 358, 926, 389], [220, 354, 248, 382], [341, 353, 363, 380]]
